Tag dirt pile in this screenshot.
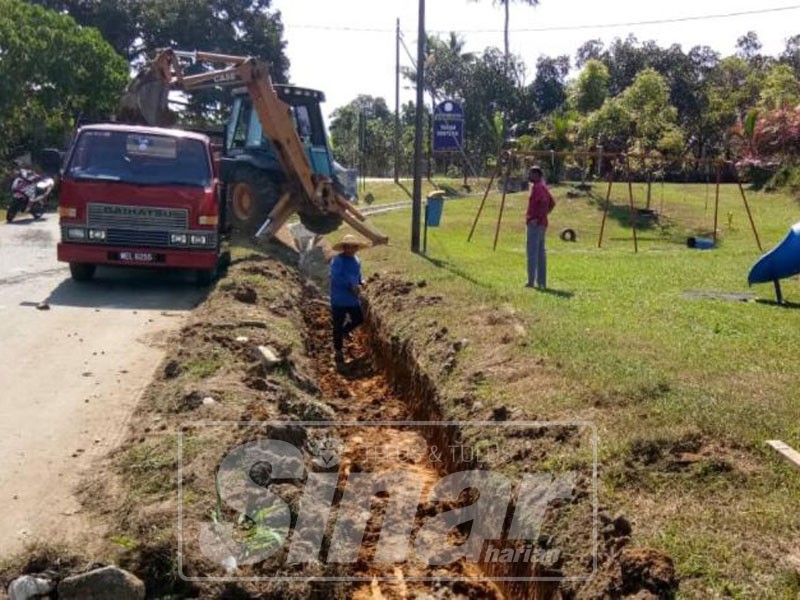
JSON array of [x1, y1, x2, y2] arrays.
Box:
[[65, 254, 353, 598], [12, 254, 497, 598], [571, 546, 677, 599]]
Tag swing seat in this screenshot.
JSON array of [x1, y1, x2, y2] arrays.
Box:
[[497, 177, 528, 193], [635, 208, 659, 223]]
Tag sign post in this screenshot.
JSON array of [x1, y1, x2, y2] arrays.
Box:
[[432, 100, 465, 153]]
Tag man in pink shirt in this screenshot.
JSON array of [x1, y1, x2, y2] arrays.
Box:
[[525, 165, 556, 289]]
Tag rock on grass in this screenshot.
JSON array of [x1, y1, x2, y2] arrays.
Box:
[[254, 345, 283, 368], [58, 566, 145, 600]]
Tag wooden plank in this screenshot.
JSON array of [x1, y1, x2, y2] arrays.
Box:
[[766, 440, 800, 471]]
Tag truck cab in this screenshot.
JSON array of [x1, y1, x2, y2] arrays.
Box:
[[57, 124, 225, 285]]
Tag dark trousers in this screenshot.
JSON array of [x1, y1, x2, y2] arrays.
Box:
[[526, 222, 547, 288], [332, 305, 364, 352]]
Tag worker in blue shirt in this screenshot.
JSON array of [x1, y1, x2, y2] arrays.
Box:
[[330, 234, 368, 366]]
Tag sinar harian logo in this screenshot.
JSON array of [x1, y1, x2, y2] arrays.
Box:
[[308, 434, 342, 468]]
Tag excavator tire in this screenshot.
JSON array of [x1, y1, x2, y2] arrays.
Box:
[[298, 210, 343, 235], [228, 166, 343, 236], [228, 167, 281, 236]]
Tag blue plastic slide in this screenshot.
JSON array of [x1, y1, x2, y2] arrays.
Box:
[[748, 221, 800, 303]]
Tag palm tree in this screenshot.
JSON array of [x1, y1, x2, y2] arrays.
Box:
[[475, 0, 540, 70], [472, 0, 539, 141], [426, 32, 475, 99]]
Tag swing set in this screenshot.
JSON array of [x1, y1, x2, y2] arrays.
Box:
[[467, 150, 763, 253]]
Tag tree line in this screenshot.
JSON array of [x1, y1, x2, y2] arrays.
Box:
[[329, 31, 800, 183], [0, 0, 288, 176], [4, 0, 799, 189]]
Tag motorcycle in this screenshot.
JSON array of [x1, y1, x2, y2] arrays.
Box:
[[7, 169, 55, 223]]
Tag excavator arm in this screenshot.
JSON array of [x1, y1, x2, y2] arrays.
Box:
[[118, 49, 388, 246]]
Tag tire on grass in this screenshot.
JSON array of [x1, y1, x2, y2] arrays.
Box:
[[560, 228, 577, 242]]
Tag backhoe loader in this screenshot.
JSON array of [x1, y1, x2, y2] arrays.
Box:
[[118, 49, 388, 246]]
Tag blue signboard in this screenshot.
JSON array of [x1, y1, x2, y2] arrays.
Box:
[[433, 100, 465, 152]]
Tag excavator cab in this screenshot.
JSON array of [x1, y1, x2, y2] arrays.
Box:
[[224, 85, 348, 234], [226, 86, 333, 179]]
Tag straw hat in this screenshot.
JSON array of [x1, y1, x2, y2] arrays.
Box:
[[332, 234, 369, 252]]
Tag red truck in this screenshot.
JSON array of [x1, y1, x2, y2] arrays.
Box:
[[57, 123, 227, 285]]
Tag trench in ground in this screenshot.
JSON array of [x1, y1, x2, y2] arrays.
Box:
[[301, 290, 552, 599]]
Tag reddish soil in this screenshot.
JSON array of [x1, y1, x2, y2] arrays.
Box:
[[302, 300, 503, 599]]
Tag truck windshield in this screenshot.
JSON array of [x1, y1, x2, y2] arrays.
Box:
[[66, 130, 211, 187]]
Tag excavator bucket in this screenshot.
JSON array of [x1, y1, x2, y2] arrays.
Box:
[[117, 67, 174, 127]]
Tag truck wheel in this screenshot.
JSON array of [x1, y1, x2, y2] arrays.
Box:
[[69, 263, 96, 282], [228, 168, 280, 236], [195, 268, 216, 287]]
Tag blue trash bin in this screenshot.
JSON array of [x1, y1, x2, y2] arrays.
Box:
[[426, 192, 446, 227]]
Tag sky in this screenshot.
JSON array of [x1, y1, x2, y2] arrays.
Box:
[[270, 0, 800, 120]]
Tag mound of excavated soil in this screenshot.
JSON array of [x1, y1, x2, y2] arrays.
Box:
[[2, 248, 678, 599]]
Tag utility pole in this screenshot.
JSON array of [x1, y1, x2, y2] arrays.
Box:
[[428, 91, 436, 181], [411, 0, 425, 253], [394, 18, 401, 184], [427, 109, 433, 181], [358, 110, 366, 193]]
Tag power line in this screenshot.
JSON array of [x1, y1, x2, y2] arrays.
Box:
[[284, 24, 392, 33], [284, 4, 800, 35], [498, 4, 800, 33], [398, 32, 418, 70]]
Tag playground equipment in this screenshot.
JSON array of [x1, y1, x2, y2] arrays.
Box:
[[468, 150, 763, 254], [748, 221, 800, 304]]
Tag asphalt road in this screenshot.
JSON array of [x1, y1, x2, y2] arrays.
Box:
[[0, 213, 206, 558]]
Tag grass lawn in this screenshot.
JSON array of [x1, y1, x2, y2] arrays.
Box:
[[355, 177, 483, 207], [338, 179, 800, 597]]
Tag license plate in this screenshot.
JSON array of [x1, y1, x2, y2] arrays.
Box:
[[119, 252, 154, 262]]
